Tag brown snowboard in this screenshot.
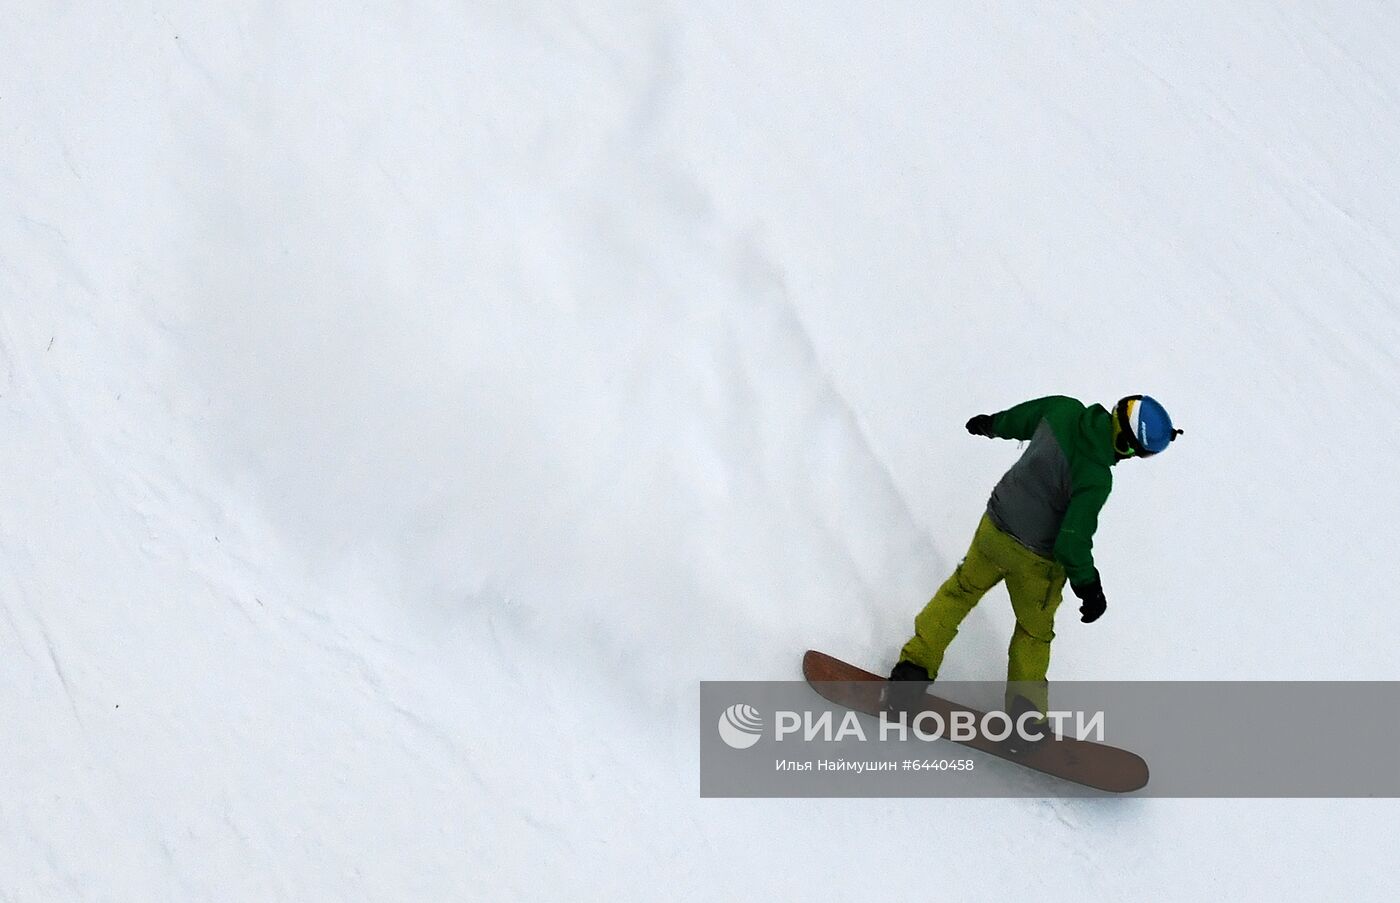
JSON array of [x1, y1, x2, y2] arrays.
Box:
[[802, 649, 1149, 793]]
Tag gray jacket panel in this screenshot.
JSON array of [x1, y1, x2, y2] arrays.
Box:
[[985, 419, 1071, 559]]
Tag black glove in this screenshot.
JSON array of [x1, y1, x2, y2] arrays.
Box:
[[965, 414, 996, 437], [1072, 576, 1107, 623]]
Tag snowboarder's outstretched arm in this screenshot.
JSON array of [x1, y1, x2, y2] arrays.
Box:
[[967, 395, 1077, 441]]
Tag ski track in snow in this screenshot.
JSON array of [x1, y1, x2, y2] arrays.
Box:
[[2, 2, 1399, 900]]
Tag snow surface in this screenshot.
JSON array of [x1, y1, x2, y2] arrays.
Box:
[[3, 2, 1399, 900]]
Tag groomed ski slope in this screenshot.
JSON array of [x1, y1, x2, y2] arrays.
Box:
[[3, 2, 1398, 899]]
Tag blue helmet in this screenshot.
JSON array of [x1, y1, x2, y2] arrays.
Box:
[[1114, 395, 1181, 457]]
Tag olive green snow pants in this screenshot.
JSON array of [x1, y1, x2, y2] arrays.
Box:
[[900, 514, 1066, 714]]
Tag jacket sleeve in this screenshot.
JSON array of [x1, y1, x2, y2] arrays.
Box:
[[1053, 480, 1111, 586], [989, 396, 1074, 441]]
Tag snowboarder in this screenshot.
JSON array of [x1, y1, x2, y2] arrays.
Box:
[[885, 395, 1181, 746]]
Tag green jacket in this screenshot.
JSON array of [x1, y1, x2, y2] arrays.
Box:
[[984, 396, 1115, 586]]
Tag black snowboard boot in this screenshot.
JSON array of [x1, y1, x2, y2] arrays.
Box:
[[1001, 694, 1050, 756], [883, 660, 931, 715]]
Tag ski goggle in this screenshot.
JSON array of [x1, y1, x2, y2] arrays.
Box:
[[1112, 396, 1145, 456], [1113, 427, 1141, 457]]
